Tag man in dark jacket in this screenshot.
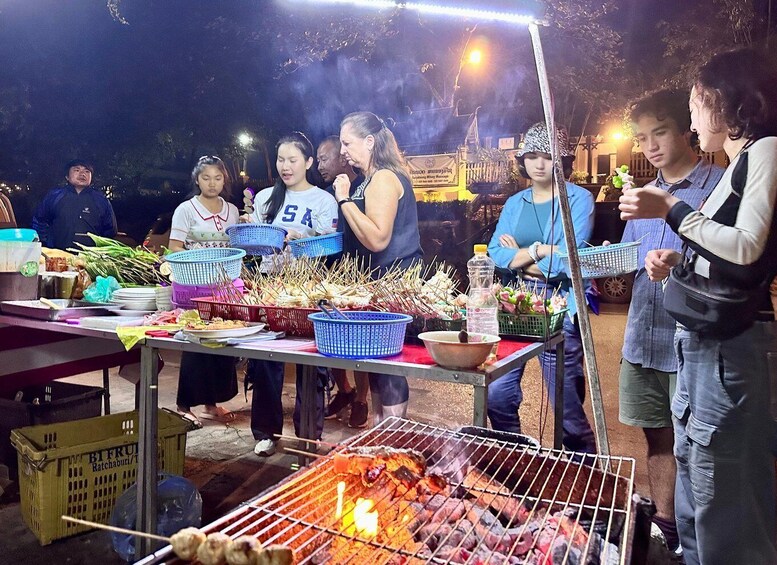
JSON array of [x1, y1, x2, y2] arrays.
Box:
[[32, 159, 117, 250]]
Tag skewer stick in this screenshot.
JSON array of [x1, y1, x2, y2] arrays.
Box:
[[273, 433, 338, 447], [282, 446, 325, 459], [61, 515, 170, 542]]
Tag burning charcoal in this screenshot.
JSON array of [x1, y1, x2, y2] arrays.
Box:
[[506, 525, 535, 555], [463, 469, 529, 524], [446, 526, 478, 551], [430, 498, 470, 523], [467, 505, 512, 552]]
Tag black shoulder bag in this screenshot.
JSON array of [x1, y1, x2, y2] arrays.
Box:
[[663, 150, 767, 340]]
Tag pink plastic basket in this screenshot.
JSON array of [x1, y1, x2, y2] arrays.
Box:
[[171, 279, 244, 309]]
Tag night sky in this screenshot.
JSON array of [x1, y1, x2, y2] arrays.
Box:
[[0, 0, 766, 235]]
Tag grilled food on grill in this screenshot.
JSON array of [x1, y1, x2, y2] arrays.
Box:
[[224, 535, 262, 565], [197, 532, 231, 565], [255, 545, 294, 565], [170, 527, 207, 560], [333, 446, 448, 494]]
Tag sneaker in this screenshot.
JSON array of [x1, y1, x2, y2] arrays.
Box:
[[326, 389, 356, 419], [253, 438, 276, 456], [348, 401, 369, 428]]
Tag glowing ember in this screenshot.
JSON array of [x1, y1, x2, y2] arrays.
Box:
[[352, 498, 378, 538], [336, 481, 345, 519]]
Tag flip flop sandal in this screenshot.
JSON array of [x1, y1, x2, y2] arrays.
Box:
[[199, 407, 236, 423], [176, 410, 203, 429]]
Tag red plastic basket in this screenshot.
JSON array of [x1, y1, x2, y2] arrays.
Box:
[[262, 306, 319, 337], [192, 296, 266, 323]]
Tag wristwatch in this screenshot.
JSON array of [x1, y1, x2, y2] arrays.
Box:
[[338, 198, 355, 208], [528, 241, 541, 263]]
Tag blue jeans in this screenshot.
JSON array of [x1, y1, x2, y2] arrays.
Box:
[[672, 322, 777, 565], [487, 316, 596, 453], [248, 360, 327, 441]]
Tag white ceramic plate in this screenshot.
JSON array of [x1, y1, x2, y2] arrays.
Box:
[[113, 309, 156, 317], [183, 323, 265, 339], [113, 288, 157, 296]]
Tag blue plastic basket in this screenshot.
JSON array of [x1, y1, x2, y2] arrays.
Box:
[[308, 311, 413, 359], [289, 232, 343, 258], [557, 241, 641, 278], [226, 224, 286, 256], [164, 248, 246, 286]]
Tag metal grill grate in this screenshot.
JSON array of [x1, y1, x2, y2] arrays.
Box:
[[140, 418, 636, 564]]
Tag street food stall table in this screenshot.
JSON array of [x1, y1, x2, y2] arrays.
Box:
[[0, 313, 563, 557]]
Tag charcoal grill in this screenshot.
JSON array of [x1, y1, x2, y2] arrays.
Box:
[[138, 418, 641, 564]]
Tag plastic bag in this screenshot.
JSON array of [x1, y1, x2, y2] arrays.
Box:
[[82, 275, 121, 303], [110, 474, 202, 562]]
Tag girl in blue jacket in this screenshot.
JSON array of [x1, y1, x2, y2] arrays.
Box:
[[487, 122, 596, 453]]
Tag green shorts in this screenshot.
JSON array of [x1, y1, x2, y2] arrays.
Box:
[[618, 359, 676, 428]]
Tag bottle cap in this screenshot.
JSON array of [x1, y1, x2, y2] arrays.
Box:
[[473, 244, 487, 254]]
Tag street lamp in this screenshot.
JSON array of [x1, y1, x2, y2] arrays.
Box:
[[238, 132, 254, 178], [467, 48, 483, 65]]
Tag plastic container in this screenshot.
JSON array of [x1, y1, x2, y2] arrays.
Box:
[[0, 228, 39, 242], [289, 232, 343, 258], [0, 241, 42, 273], [308, 311, 412, 358], [171, 278, 244, 309], [164, 247, 245, 286], [226, 224, 286, 256], [465, 244, 499, 337], [498, 309, 567, 340], [557, 241, 641, 278], [0, 272, 39, 301], [10, 408, 191, 545], [0, 381, 104, 470]]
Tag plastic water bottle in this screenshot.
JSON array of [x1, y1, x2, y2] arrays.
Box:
[[466, 244, 499, 337]]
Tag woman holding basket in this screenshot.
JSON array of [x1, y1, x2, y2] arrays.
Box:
[[243, 131, 338, 456], [486, 123, 597, 453], [332, 111, 423, 423]]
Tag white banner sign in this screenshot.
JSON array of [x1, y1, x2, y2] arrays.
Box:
[[407, 153, 459, 189]]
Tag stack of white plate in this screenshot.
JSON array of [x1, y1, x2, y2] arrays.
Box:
[[155, 285, 173, 311], [111, 287, 158, 315]]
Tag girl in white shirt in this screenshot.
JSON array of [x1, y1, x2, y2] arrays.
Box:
[[170, 156, 240, 426], [244, 132, 338, 457]]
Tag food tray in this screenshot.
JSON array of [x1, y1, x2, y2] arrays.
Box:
[[0, 299, 123, 321], [498, 308, 567, 340], [557, 241, 641, 278], [288, 232, 343, 258], [10, 409, 191, 545], [309, 311, 412, 358]]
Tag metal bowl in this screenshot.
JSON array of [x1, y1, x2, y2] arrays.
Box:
[[418, 331, 501, 370]]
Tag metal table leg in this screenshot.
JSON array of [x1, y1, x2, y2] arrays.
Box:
[[136, 345, 159, 558], [553, 339, 565, 450], [102, 367, 111, 415], [472, 383, 488, 427], [298, 364, 318, 466]]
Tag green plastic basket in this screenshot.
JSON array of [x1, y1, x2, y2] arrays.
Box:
[[498, 309, 567, 339]]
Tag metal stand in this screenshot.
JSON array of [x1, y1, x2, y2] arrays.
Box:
[[136, 345, 160, 557], [528, 23, 609, 455]]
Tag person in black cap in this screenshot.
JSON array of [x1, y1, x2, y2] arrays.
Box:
[[32, 159, 117, 250]]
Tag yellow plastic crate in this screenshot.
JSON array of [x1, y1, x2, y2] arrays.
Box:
[[10, 409, 191, 545]]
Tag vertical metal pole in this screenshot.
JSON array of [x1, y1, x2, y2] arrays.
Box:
[[472, 382, 488, 427], [102, 367, 111, 415], [136, 345, 159, 557], [299, 364, 318, 466], [528, 23, 610, 455], [553, 339, 565, 450]]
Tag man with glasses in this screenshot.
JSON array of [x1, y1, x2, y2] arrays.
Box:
[[32, 159, 117, 250], [618, 89, 723, 558]]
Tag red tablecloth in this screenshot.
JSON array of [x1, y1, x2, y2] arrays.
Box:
[[391, 339, 534, 366]]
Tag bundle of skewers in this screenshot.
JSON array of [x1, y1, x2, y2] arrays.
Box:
[[242, 255, 375, 309], [371, 262, 465, 322]]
